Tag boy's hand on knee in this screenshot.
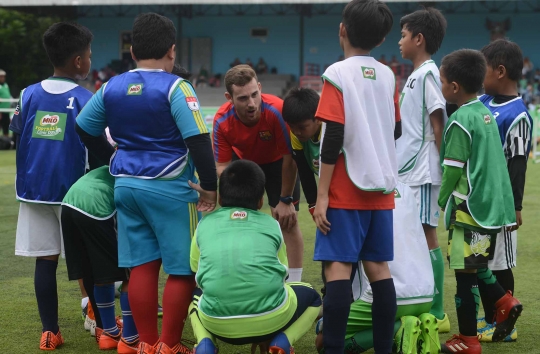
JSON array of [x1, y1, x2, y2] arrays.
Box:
[[314, 196, 331, 235]]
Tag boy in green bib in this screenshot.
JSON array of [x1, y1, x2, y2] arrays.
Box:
[[438, 49, 522, 354], [189, 160, 322, 354]]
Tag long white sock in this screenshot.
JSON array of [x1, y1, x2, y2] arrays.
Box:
[[81, 296, 89, 309], [287, 268, 303, 282]]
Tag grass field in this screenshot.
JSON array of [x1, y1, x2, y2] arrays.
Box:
[[0, 149, 537, 353]]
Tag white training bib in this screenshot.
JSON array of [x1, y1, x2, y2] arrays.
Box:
[[321, 56, 397, 193]]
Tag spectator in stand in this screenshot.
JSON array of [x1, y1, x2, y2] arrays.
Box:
[[523, 84, 535, 107], [378, 54, 388, 65], [256, 57, 268, 74], [534, 69, 540, 83], [389, 55, 400, 75], [0, 69, 12, 137], [196, 66, 209, 88], [246, 58, 254, 68], [208, 74, 221, 88], [523, 57, 534, 82], [230, 58, 242, 68]]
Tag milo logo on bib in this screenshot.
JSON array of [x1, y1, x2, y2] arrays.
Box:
[[362, 67, 376, 80], [127, 84, 143, 95], [230, 210, 248, 220], [32, 111, 67, 141]]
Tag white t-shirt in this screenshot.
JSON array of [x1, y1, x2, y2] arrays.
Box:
[[396, 60, 446, 186], [352, 182, 435, 306]]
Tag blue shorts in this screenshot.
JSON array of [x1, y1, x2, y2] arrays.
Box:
[[115, 187, 200, 275], [314, 208, 393, 263]]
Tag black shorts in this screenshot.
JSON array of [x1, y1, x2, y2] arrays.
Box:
[[232, 153, 301, 211], [61, 206, 128, 284]]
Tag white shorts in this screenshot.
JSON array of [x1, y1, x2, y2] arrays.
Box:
[[15, 203, 64, 257], [410, 184, 441, 228], [488, 227, 517, 270]]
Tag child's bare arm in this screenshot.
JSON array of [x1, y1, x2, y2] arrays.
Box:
[[430, 108, 444, 153]]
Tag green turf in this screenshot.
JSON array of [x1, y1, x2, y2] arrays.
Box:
[[0, 149, 535, 353]]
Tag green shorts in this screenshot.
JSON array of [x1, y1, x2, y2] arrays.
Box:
[[345, 300, 432, 339], [447, 225, 495, 270]]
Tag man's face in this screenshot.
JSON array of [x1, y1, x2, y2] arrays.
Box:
[[228, 78, 262, 127], [289, 119, 321, 143], [0, 75, 5, 84]]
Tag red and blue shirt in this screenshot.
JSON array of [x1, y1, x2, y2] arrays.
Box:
[[212, 94, 292, 165]]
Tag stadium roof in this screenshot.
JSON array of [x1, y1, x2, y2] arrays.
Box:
[[0, 0, 486, 6]]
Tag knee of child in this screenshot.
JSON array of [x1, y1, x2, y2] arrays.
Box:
[[324, 261, 352, 281]]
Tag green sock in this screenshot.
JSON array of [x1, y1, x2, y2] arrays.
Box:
[[283, 306, 320, 345], [188, 302, 216, 345], [341, 320, 401, 353], [477, 267, 497, 285], [429, 247, 445, 320], [472, 286, 480, 319]]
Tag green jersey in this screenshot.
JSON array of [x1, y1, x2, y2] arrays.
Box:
[[291, 129, 320, 174], [439, 99, 515, 231], [190, 207, 296, 338], [62, 166, 116, 220], [0, 83, 11, 109]]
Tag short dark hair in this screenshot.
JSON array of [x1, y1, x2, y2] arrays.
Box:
[[42, 22, 93, 68], [132, 13, 176, 61], [481, 39, 523, 82], [441, 49, 486, 94], [224, 65, 258, 96], [282, 88, 320, 125], [219, 160, 265, 210], [342, 0, 393, 51], [400, 7, 446, 55], [172, 64, 191, 80]]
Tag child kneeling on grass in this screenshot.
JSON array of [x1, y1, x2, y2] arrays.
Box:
[[189, 160, 322, 354]]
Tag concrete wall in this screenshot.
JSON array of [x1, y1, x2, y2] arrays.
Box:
[[77, 3, 540, 78]]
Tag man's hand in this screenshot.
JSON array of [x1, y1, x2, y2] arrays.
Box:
[[508, 210, 522, 232], [314, 195, 331, 235], [273, 201, 297, 230], [188, 180, 217, 212], [250, 341, 270, 354]]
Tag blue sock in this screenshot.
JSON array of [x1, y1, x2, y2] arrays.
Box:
[[35, 259, 59, 333], [94, 284, 119, 335], [120, 291, 139, 342], [371, 278, 397, 354], [322, 280, 352, 354]]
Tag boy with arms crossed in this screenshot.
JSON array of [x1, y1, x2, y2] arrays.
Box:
[[313, 0, 400, 353], [476, 39, 533, 341], [9, 22, 93, 350], [438, 49, 522, 354], [396, 7, 449, 331]]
